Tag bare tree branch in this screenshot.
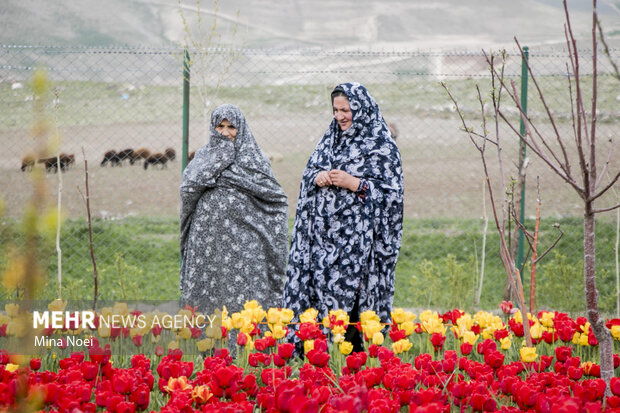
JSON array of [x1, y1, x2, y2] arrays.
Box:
[[513, 40, 573, 173], [534, 224, 564, 264], [591, 203, 620, 214], [595, 138, 614, 189], [591, 170, 620, 202], [597, 18, 620, 80], [496, 107, 583, 194]]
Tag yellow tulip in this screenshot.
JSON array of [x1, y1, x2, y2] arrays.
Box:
[[362, 319, 382, 338], [231, 313, 251, 330], [270, 324, 287, 340], [300, 308, 319, 324], [5, 303, 20, 318], [520, 346, 537, 363], [205, 325, 222, 340], [6, 319, 27, 338], [177, 309, 193, 321], [462, 330, 478, 346], [538, 311, 555, 328], [266, 308, 282, 325], [196, 338, 214, 352], [48, 299, 67, 312], [456, 314, 474, 331], [372, 332, 384, 345], [401, 321, 415, 336], [98, 325, 111, 338], [339, 341, 353, 355], [481, 328, 495, 341], [422, 317, 446, 335], [177, 327, 192, 340], [391, 308, 416, 325], [332, 325, 346, 336], [611, 325, 620, 340], [500, 337, 512, 350], [280, 308, 295, 324], [392, 338, 413, 354], [304, 339, 314, 354], [244, 300, 260, 310], [578, 333, 589, 347], [529, 323, 543, 340], [333, 333, 345, 344], [418, 310, 439, 324], [5, 363, 19, 373], [360, 310, 380, 325], [250, 308, 266, 324], [168, 340, 179, 351]]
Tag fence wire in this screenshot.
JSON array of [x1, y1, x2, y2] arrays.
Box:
[[0, 45, 618, 310]]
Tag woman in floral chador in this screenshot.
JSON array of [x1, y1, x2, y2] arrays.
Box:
[[179, 104, 288, 314], [283, 83, 404, 350]]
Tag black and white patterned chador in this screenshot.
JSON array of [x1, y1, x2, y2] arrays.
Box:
[[282, 83, 404, 327], [179, 104, 288, 314]]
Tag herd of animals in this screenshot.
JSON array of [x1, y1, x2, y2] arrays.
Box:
[[20, 147, 184, 173], [18, 123, 396, 173], [100, 147, 178, 170]]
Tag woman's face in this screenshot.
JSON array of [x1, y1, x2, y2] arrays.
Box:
[[216, 119, 237, 141], [332, 96, 353, 131]]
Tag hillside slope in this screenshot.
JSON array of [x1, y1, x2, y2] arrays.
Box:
[[0, 0, 618, 50]]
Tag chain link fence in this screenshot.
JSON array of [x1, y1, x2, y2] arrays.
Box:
[[0, 45, 618, 310]]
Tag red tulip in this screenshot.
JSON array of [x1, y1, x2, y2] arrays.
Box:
[[237, 332, 248, 346], [555, 346, 572, 362], [155, 345, 164, 357], [460, 342, 473, 356], [429, 333, 446, 351], [29, 358, 41, 371], [307, 349, 330, 368], [277, 343, 295, 360], [131, 334, 143, 347], [214, 365, 241, 388]]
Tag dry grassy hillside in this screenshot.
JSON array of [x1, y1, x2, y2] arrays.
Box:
[[0, 0, 618, 50]]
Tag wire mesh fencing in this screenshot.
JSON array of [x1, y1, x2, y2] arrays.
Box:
[[0, 45, 618, 311]]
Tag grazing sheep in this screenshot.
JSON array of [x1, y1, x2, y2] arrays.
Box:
[[20, 154, 36, 172], [164, 147, 176, 162], [144, 152, 168, 170], [117, 148, 135, 165], [58, 153, 75, 171], [37, 156, 59, 173], [101, 150, 120, 167], [132, 147, 151, 164]]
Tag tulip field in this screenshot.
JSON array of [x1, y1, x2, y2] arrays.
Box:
[[1, 300, 620, 412]]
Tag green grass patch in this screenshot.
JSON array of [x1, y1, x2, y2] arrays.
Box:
[[0, 216, 617, 314]]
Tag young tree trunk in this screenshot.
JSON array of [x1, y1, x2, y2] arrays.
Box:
[[584, 207, 614, 385]]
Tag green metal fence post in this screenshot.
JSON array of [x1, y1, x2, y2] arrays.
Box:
[[182, 49, 190, 172], [516, 46, 529, 276]]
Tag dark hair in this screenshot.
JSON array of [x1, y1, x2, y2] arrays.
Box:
[[331, 87, 347, 104]]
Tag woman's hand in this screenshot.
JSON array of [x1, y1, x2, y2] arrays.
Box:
[[315, 170, 332, 187], [328, 170, 360, 192]]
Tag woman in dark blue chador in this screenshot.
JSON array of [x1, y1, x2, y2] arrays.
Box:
[[282, 82, 404, 352]]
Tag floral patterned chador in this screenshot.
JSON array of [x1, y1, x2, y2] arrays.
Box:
[[180, 104, 288, 314], [282, 83, 404, 330]]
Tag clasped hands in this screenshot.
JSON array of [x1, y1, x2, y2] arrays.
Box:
[[315, 170, 360, 192]]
